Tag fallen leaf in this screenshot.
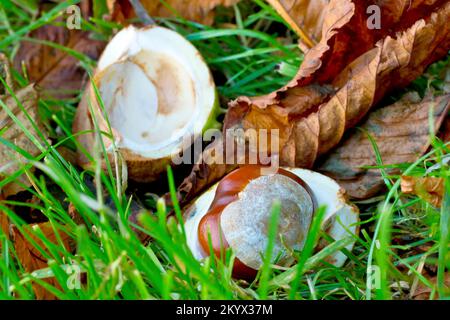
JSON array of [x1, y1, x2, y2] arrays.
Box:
[[412, 274, 450, 300], [174, 137, 238, 207], [318, 93, 450, 199], [400, 176, 445, 207], [231, 3, 450, 170], [13, 1, 105, 100], [0, 84, 49, 197], [12, 222, 71, 300], [266, 0, 329, 49], [245, 0, 364, 104], [108, 0, 240, 25], [0, 193, 9, 241], [378, 0, 446, 31], [267, 0, 446, 51], [175, 1, 450, 205], [0, 214, 8, 239], [268, 0, 446, 87], [232, 0, 446, 112], [440, 116, 450, 143]]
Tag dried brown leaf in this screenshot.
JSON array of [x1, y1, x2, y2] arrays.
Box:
[[176, 1, 450, 204], [0, 214, 8, 239], [319, 93, 450, 199], [175, 137, 238, 206], [266, 0, 329, 49], [13, 2, 105, 100], [232, 3, 450, 168], [267, 0, 446, 51], [0, 193, 9, 241], [400, 176, 444, 207], [412, 274, 450, 300], [12, 222, 71, 300], [440, 116, 450, 143], [0, 85, 49, 197], [0, 53, 13, 95], [108, 0, 240, 25], [231, 0, 446, 111]]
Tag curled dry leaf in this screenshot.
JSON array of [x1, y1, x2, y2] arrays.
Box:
[[319, 93, 450, 199], [13, 1, 105, 100], [242, 0, 450, 123], [108, 0, 240, 25], [0, 85, 49, 197], [12, 222, 71, 300], [274, 0, 447, 89], [267, 0, 446, 52], [266, 0, 330, 49], [173, 137, 238, 206], [176, 0, 450, 205], [400, 176, 445, 207]]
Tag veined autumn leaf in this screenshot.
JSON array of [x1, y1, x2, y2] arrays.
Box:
[[319, 93, 450, 199], [175, 0, 450, 205], [266, 0, 446, 52], [235, 0, 450, 172], [262, 0, 448, 98], [266, 0, 329, 49]]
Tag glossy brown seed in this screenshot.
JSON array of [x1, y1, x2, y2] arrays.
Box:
[[197, 165, 316, 279]]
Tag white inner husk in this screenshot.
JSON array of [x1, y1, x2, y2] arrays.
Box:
[[220, 174, 314, 270], [184, 168, 359, 269], [95, 26, 215, 158]]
